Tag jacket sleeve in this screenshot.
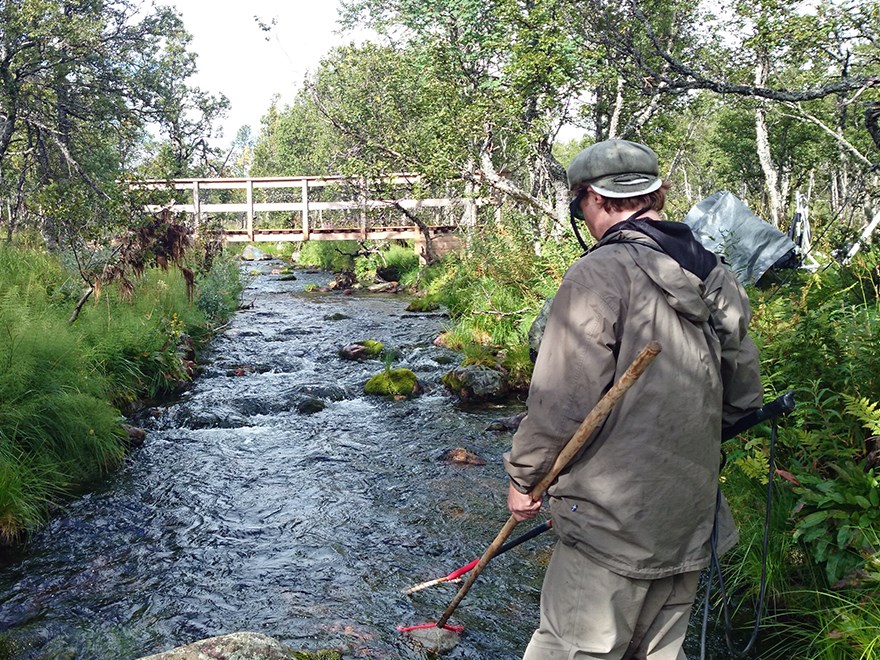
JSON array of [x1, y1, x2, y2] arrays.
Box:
[[503, 272, 619, 493], [705, 267, 763, 432]]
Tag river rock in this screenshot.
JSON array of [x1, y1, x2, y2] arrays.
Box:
[[441, 365, 508, 401], [172, 404, 248, 429], [339, 340, 384, 361], [137, 632, 295, 659], [297, 396, 326, 414], [376, 266, 400, 282], [332, 271, 356, 290], [121, 424, 147, 448], [288, 383, 348, 401], [240, 245, 272, 261], [364, 368, 421, 398], [405, 297, 440, 312], [486, 411, 527, 433], [444, 447, 486, 465], [366, 281, 398, 293]]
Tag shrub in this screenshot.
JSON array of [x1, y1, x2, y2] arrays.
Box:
[[298, 240, 360, 272]]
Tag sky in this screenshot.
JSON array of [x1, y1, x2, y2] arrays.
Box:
[[168, 0, 362, 146]]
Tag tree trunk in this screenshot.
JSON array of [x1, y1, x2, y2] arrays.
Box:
[[754, 56, 783, 228]]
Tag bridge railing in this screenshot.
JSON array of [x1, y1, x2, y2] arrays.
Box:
[[130, 174, 481, 242]]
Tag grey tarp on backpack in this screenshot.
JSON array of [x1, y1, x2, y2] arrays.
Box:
[[683, 191, 797, 285]]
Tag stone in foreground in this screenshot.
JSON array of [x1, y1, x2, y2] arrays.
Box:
[[137, 632, 294, 660]]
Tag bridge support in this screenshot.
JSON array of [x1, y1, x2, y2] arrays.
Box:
[[414, 232, 463, 265]]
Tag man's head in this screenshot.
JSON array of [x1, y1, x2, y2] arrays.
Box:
[[567, 139, 668, 217]]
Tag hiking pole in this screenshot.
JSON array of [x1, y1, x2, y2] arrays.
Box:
[[432, 340, 662, 632], [403, 520, 554, 595]]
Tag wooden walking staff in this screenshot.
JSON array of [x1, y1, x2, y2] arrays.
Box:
[[434, 341, 663, 630]]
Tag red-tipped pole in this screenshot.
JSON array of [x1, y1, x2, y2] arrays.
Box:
[[402, 520, 553, 595]]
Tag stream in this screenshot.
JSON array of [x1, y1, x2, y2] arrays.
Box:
[[0, 259, 738, 659]]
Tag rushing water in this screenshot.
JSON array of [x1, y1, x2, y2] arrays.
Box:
[[0, 260, 744, 659]]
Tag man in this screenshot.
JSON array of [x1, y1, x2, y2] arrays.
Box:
[[504, 139, 763, 659]]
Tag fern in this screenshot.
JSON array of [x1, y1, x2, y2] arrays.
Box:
[[842, 395, 880, 436]]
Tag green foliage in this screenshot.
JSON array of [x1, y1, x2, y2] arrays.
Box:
[[194, 252, 244, 324], [0, 248, 124, 539], [0, 244, 238, 540], [0, 0, 229, 245], [715, 252, 880, 653], [298, 241, 360, 272], [760, 584, 880, 660], [422, 222, 577, 355], [790, 462, 879, 586], [406, 297, 441, 312]]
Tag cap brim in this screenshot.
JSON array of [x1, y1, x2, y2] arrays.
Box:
[[590, 176, 662, 199]]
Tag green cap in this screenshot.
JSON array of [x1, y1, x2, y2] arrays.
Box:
[[567, 139, 661, 198]]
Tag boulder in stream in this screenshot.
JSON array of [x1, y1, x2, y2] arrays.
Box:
[[405, 297, 440, 312], [136, 631, 317, 659], [339, 340, 384, 361], [364, 368, 421, 398], [444, 447, 486, 465], [441, 365, 509, 402], [240, 245, 272, 261], [297, 396, 326, 414], [366, 281, 398, 293], [486, 411, 527, 433]]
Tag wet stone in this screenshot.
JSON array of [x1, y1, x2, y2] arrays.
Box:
[[297, 397, 326, 414]]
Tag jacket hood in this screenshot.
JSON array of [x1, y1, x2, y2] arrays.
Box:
[[597, 221, 716, 324]]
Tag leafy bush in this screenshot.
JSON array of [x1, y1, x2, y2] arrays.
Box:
[[194, 251, 243, 324], [298, 240, 360, 271]]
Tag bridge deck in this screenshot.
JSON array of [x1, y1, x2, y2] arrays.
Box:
[[221, 225, 458, 242]]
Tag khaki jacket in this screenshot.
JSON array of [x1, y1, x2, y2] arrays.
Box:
[[504, 227, 763, 579]]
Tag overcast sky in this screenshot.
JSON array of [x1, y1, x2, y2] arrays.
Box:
[[169, 0, 360, 146]]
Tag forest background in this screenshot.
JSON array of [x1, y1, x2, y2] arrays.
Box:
[[1, 0, 880, 657]]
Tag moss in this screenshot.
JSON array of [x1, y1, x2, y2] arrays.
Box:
[[364, 368, 420, 397], [461, 355, 498, 369], [441, 371, 465, 392], [292, 651, 343, 660], [405, 297, 440, 312], [354, 340, 384, 357]]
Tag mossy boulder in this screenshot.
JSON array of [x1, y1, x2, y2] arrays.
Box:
[[364, 368, 421, 398], [339, 340, 384, 361]]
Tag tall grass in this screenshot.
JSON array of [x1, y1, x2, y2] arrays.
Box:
[[0, 244, 240, 541]]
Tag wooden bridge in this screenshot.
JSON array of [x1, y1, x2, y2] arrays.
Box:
[[131, 174, 480, 260]]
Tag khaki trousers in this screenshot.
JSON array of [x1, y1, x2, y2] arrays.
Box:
[[522, 540, 700, 660]]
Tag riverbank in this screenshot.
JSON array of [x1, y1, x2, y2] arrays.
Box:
[[0, 244, 242, 544]]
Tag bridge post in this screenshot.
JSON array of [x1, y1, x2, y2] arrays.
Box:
[[301, 180, 310, 240], [246, 178, 254, 241], [359, 177, 367, 241], [192, 181, 201, 230]]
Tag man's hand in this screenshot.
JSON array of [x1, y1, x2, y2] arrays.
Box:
[[508, 482, 542, 521]]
